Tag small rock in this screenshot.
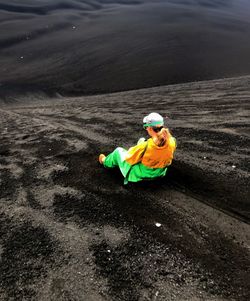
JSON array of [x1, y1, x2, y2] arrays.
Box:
[[155, 222, 161, 227], [232, 165, 236, 169]]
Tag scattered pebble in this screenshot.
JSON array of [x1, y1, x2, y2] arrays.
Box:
[[203, 156, 207, 159], [107, 249, 111, 253], [155, 222, 161, 227], [20, 56, 24, 59], [72, 26, 76, 29], [232, 165, 236, 169]]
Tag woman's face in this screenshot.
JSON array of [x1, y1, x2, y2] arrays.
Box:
[[146, 126, 163, 137], [146, 127, 156, 137]]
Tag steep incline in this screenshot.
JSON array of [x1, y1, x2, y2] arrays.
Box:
[[0, 76, 249, 300]]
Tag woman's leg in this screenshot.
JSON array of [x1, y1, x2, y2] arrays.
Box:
[[104, 147, 126, 168], [103, 147, 131, 178]]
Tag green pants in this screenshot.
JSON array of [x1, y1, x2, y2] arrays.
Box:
[[103, 147, 131, 183], [103, 147, 168, 185]]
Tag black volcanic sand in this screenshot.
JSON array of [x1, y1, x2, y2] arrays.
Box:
[[1, 0, 250, 97], [0, 76, 250, 300]]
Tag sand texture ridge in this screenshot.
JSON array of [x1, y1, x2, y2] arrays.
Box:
[[0, 75, 250, 300]]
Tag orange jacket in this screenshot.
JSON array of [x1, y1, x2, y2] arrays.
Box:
[[125, 133, 176, 168]]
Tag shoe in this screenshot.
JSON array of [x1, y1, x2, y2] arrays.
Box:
[[99, 154, 106, 164]]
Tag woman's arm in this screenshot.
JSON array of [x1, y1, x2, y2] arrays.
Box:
[[125, 141, 148, 165]]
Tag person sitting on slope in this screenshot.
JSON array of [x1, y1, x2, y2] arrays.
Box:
[[99, 112, 176, 185]]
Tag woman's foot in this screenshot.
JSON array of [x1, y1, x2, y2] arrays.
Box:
[[99, 154, 106, 164]]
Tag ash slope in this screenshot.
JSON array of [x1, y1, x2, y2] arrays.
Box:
[[1, 0, 250, 97], [0, 75, 250, 300]]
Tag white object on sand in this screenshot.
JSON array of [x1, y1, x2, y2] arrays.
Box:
[[155, 223, 161, 227]]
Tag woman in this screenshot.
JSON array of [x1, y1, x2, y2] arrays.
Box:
[[99, 112, 176, 185]]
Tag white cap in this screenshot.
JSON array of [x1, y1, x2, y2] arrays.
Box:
[[143, 112, 164, 127]]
